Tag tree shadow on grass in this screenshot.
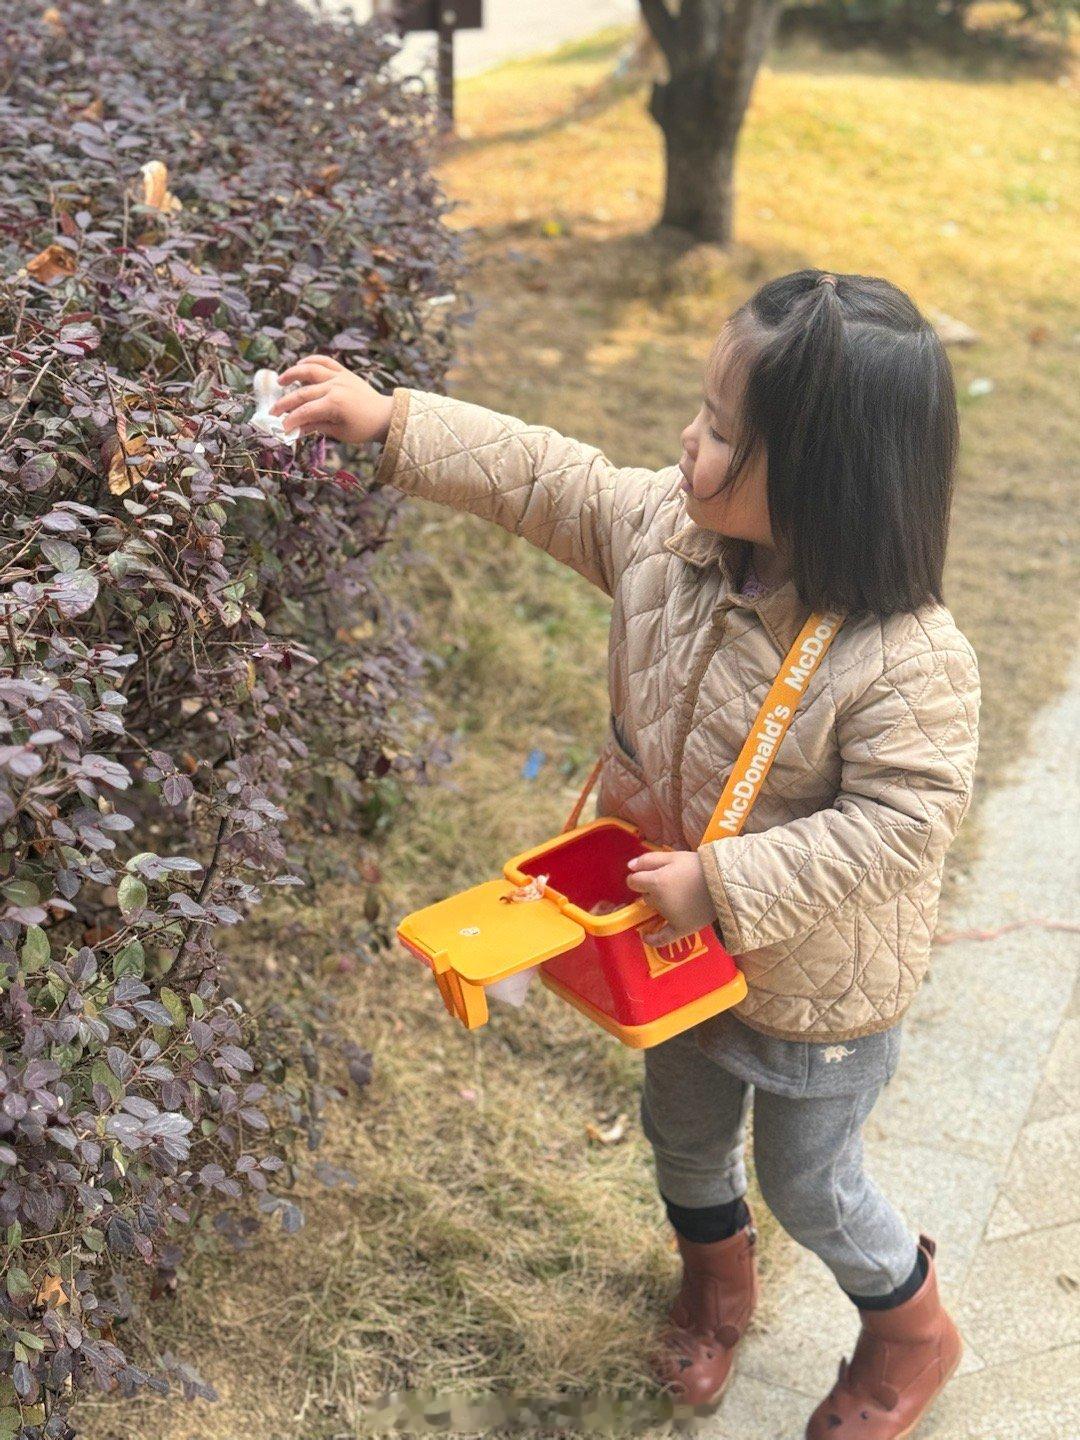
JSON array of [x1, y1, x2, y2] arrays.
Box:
[[442, 70, 648, 159]]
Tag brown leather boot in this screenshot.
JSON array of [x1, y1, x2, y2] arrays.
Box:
[[649, 1215, 758, 1408], [805, 1236, 962, 1439]]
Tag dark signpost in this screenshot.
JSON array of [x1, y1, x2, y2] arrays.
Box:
[[391, 2, 483, 133]]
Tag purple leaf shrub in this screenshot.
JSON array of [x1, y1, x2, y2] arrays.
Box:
[[0, 1, 462, 1431]]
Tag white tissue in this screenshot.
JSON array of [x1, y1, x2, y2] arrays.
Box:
[[485, 874, 551, 1007], [486, 967, 538, 1008], [250, 368, 300, 447]]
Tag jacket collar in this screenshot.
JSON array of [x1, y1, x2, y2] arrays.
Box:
[[663, 521, 812, 656]]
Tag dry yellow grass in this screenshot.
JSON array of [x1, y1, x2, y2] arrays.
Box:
[[436, 26, 1078, 823], [83, 24, 1078, 1440]]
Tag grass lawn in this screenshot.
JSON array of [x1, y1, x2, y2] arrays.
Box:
[[83, 24, 1078, 1440]]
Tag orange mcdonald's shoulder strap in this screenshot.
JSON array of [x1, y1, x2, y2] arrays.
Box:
[[562, 610, 844, 838], [698, 609, 843, 845], [561, 753, 605, 833]]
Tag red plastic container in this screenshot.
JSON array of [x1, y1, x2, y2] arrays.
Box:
[[504, 818, 746, 1046]]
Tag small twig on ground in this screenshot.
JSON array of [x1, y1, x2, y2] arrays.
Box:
[[935, 917, 1080, 945]]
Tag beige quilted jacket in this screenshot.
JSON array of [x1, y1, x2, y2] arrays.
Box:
[[375, 387, 981, 1042]]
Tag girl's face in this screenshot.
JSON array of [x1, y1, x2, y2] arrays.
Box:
[[678, 347, 774, 548]]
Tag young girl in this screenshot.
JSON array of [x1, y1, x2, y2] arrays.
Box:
[[271, 269, 980, 1440]]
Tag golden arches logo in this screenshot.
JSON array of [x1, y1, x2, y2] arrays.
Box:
[[640, 927, 709, 976]]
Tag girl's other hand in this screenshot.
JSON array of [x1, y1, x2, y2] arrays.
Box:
[[625, 849, 717, 948], [271, 355, 395, 445]]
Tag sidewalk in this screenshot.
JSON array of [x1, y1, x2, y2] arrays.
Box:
[[709, 659, 1080, 1439], [337, 0, 639, 80]]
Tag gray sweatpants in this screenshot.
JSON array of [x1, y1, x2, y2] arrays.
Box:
[[640, 1029, 918, 1297]]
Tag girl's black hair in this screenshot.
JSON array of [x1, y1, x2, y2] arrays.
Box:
[[715, 269, 960, 618]]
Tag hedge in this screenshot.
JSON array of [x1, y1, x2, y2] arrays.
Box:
[[0, 2, 461, 1432]]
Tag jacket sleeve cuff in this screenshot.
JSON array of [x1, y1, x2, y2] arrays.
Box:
[[373, 386, 412, 487], [697, 840, 746, 955]]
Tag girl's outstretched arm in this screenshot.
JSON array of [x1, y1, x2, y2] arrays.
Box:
[[372, 386, 674, 599], [273, 359, 676, 599]]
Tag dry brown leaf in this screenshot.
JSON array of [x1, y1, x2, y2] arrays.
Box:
[[27, 243, 76, 284], [35, 1273, 68, 1308], [76, 96, 105, 123], [141, 160, 182, 214], [105, 418, 152, 496], [81, 923, 118, 946], [585, 1112, 628, 1145]]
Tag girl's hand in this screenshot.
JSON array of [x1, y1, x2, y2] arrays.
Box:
[[625, 849, 717, 948], [271, 355, 395, 445]]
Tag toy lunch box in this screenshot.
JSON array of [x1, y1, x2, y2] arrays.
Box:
[[396, 815, 747, 1049]]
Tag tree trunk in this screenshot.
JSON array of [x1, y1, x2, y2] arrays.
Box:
[[650, 70, 737, 242], [641, 0, 782, 245]]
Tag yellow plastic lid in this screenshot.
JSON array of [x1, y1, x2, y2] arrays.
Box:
[[396, 878, 585, 984]]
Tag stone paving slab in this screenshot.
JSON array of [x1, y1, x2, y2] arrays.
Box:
[[1027, 974, 1080, 1124], [709, 1370, 813, 1440], [985, 1110, 1080, 1236], [877, 938, 1071, 1168], [921, 1346, 1080, 1439], [706, 657, 1080, 1437], [954, 1222, 1080, 1368]]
